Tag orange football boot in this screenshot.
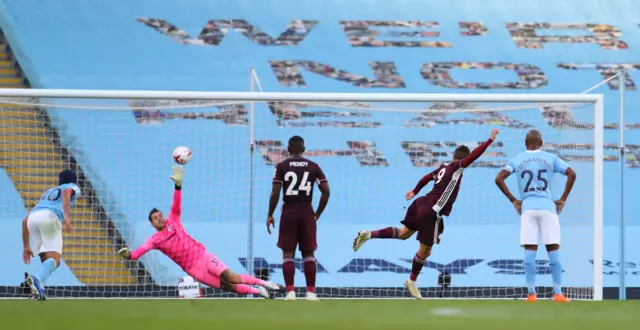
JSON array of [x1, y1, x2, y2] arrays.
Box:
[[553, 294, 570, 302], [525, 293, 537, 302]]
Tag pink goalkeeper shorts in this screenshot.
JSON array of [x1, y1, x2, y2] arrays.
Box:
[[187, 252, 229, 288]]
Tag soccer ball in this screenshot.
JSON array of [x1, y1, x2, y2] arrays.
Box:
[[173, 146, 192, 165]]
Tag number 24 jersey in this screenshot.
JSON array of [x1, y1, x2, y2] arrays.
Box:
[[273, 157, 327, 205]]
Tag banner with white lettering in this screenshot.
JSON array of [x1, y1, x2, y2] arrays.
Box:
[[178, 276, 202, 298]]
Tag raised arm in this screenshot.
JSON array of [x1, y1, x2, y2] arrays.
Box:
[[169, 166, 184, 217], [461, 128, 499, 168], [314, 166, 330, 221], [170, 188, 182, 217]]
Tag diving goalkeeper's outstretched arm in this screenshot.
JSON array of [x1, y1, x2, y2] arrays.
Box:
[[169, 166, 183, 218]]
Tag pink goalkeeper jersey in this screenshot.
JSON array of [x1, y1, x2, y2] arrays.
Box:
[[130, 189, 205, 271]]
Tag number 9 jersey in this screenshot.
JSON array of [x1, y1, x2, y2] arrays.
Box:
[[31, 183, 82, 221], [503, 150, 569, 214], [273, 157, 327, 205]]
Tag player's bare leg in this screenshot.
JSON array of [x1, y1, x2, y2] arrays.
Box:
[[353, 226, 415, 252], [27, 251, 61, 300], [301, 251, 319, 301], [219, 269, 283, 292], [405, 243, 431, 300], [220, 279, 271, 299], [282, 250, 296, 301], [396, 227, 415, 240], [546, 243, 569, 302], [523, 244, 538, 302], [38, 251, 62, 265]]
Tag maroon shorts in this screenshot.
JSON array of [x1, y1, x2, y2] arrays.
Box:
[[277, 203, 317, 252], [400, 196, 444, 246]]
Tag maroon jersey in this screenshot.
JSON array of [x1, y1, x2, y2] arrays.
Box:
[[423, 161, 464, 216], [273, 157, 327, 205], [411, 138, 495, 216]]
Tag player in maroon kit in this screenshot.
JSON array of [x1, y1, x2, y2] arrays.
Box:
[[267, 135, 330, 301], [352, 128, 499, 299]]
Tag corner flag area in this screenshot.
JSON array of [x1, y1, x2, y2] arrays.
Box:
[[2, 300, 638, 330]]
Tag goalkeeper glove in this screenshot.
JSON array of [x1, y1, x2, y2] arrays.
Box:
[[118, 247, 131, 259], [170, 166, 184, 187]]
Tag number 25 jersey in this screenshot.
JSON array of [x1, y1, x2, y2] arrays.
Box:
[[503, 150, 570, 214], [273, 157, 327, 205]]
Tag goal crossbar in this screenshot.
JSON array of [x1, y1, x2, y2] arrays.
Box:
[[0, 88, 603, 103]]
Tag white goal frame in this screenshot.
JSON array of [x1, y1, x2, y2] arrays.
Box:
[[0, 89, 604, 300]]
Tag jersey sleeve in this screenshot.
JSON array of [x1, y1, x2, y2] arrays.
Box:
[[412, 167, 439, 194], [461, 138, 494, 168], [60, 183, 81, 198], [130, 237, 156, 260], [553, 155, 570, 174], [272, 163, 284, 184], [412, 172, 434, 194], [316, 164, 327, 184], [170, 188, 182, 218], [503, 158, 517, 174]]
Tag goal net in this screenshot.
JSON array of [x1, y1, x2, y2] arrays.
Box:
[[0, 91, 603, 300]]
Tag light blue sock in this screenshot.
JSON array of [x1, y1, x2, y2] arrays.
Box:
[[548, 250, 563, 295], [524, 250, 537, 294], [36, 258, 58, 284]]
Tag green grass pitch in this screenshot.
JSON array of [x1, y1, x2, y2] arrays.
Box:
[[1, 299, 639, 330]]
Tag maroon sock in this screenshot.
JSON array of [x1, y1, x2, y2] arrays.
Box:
[[409, 254, 425, 281], [283, 258, 295, 292], [371, 227, 398, 239], [303, 257, 317, 293]]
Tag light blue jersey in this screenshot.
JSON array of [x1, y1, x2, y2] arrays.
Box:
[[31, 183, 81, 221], [503, 150, 569, 214]]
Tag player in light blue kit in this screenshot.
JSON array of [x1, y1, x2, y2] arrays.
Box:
[[495, 130, 576, 303], [22, 169, 81, 300]]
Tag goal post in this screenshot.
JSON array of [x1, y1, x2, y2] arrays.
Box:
[[0, 89, 603, 300], [594, 96, 604, 301]]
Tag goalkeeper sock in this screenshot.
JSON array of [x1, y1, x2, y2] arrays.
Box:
[[409, 254, 425, 281], [36, 258, 58, 284], [371, 227, 398, 239], [239, 274, 267, 287], [283, 258, 295, 292], [235, 284, 260, 295], [524, 250, 537, 294], [548, 250, 563, 295], [303, 257, 316, 293]]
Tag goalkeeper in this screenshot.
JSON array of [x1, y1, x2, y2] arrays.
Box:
[[118, 166, 283, 298]]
